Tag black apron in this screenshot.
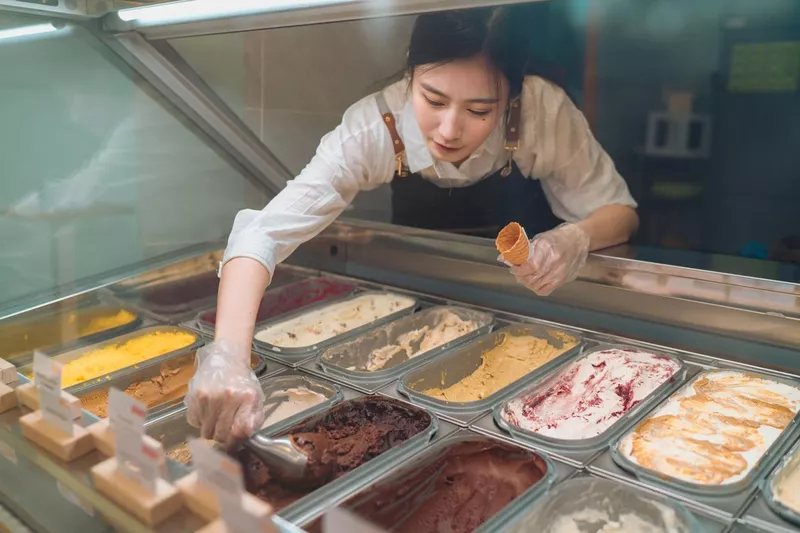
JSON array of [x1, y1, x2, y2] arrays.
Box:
[[390, 162, 561, 239], [377, 93, 562, 239]]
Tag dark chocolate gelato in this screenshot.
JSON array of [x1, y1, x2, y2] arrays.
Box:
[[237, 395, 432, 511], [345, 439, 548, 532]]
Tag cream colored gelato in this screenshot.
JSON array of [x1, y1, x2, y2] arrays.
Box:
[[364, 310, 479, 372], [775, 456, 800, 513], [620, 370, 800, 485], [261, 386, 328, 429], [255, 293, 415, 349], [423, 331, 578, 403]]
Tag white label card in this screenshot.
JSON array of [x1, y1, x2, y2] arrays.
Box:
[[108, 388, 145, 435], [33, 352, 72, 436], [322, 508, 388, 533], [188, 439, 244, 495], [217, 491, 278, 533], [108, 389, 159, 494]]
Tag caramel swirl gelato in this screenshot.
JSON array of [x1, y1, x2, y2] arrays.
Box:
[[620, 370, 800, 485]]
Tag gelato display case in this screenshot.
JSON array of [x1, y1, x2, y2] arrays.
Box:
[[0, 1, 799, 533]]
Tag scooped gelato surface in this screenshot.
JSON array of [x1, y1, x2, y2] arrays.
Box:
[[237, 396, 431, 511], [620, 370, 800, 485], [79, 353, 197, 418], [345, 439, 548, 533], [260, 386, 328, 429], [363, 309, 481, 372], [423, 331, 578, 402], [254, 292, 415, 349], [503, 348, 681, 440]]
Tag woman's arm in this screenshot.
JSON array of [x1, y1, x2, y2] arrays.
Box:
[[214, 257, 272, 356], [575, 203, 639, 252]]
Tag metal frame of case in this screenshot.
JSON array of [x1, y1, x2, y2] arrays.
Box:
[[1, 1, 799, 533]]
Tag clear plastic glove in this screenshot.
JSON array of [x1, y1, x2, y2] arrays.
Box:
[[184, 340, 265, 447], [506, 223, 590, 296]]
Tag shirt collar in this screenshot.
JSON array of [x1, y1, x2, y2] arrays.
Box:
[[400, 99, 433, 173]]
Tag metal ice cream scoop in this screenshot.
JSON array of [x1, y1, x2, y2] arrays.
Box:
[[244, 434, 310, 484]]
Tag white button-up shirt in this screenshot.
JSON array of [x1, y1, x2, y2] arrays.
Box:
[[223, 76, 636, 276]]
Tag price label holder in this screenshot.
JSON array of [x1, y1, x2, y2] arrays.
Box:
[[0, 357, 16, 412], [0, 358, 16, 385], [15, 353, 81, 419], [321, 508, 389, 533], [178, 439, 276, 531], [90, 389, 182, 526], [17, 354, 93, 462]]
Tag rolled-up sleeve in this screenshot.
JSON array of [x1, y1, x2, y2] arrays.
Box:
[[525, 79, 637, 222], [222, 99, 390, 276]]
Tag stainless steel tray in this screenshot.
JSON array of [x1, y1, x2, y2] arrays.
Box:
[[397, 322, 584, 419], [255, 372, 344, 436], [298, 430, 556, 533], [510, 476, 705, 533], [253, 290, 418, 365], [251, 394, 439, 525], [317, 305, 495, 388], [763, 437, 800, 528], [70, 350, 198, 423], [68, 351, 267, 424], [144, 370, 344, 466], [495, 344, 688, 454], [19, 325, 204, 391], [611, 368, 800, 497], [195, 277, 358, 335], [0, 303, 143, 367]]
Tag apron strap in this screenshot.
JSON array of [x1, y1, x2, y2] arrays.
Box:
[[376, 92, 409, 177], [501, 97, 522, 177]]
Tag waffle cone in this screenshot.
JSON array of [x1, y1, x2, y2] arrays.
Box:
[[496, 222, 530, 266]]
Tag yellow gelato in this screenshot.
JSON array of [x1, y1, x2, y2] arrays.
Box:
[[0, 308, 138, 361], [61, 330, 196, 388], [423, 332, 578, 402]]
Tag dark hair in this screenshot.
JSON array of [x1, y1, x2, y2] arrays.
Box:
[[405, 6, 537, 100]]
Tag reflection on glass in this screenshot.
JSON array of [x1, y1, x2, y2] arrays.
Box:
[[170, 2, 800, 282], [0, 13, 267, 317]]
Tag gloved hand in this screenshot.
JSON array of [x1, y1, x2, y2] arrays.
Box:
[[185, 340, 265, 447], [507, 223, 590, 296]]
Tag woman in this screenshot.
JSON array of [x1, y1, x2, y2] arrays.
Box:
[[186, 6, 638, 444]]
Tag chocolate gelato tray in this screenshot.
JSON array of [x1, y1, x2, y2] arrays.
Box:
[[495, 344, 688, 457], [0, 302, 143, 367], [241, 394, 439, 525], [316, 305, 495, 392], [300, 430, 564, 532], [396, 323, 583, 426], [761, 437, 800, 529], [147, 371, 345, 467], [68, 350, 268, 423], [510, 476, 705, 533], [19, 325, 204, 392], [608, 367, 800, 501], [194, 277, 358, 336], [253, 290, 418, 366]]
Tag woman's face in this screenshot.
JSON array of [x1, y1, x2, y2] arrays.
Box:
[[412, 55, 509, 166]]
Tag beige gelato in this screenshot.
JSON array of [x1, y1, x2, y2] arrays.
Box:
[[423, 331, 578, 402], [261, 386, 328, 429], [255, 292, 415, 349], [364, 310, 479, 372], [775, 454, 800, 513]]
